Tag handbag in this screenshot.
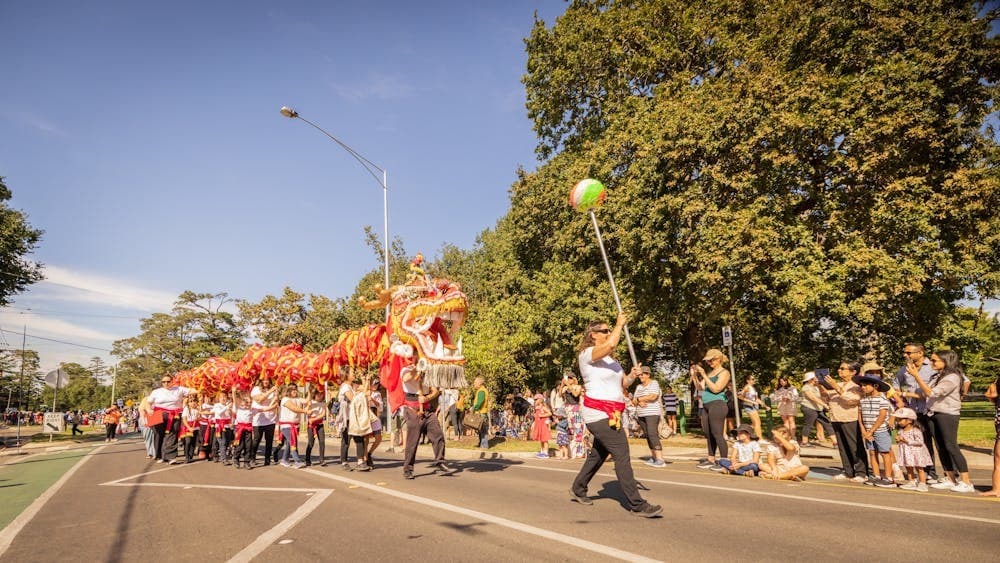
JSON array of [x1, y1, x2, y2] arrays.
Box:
[[658, 417, 674, 439], [462, 410, 484, 431]]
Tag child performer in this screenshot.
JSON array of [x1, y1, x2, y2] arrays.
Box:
[[305, 387, 328, 467], [199, 393, 213, 460], [364, 378, 384, 469], [894, 407, 931, 492], [179, 396, 201, 464], [232, 392, 254, 470], [278, 386, 309, 468], [211, 392, 233, 465]]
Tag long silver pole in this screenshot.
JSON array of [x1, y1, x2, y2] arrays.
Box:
[[383, 169, 390, 322], [110, 364, 117, 406], [16, 323, 25, 449], [588, 209, 637, 366]]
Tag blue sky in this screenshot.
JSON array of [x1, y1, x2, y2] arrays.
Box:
[[0, 1, 567, 373]]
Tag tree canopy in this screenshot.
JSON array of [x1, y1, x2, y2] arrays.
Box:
[[0, 176, 44, 306], [497, 0, 1000, 387]]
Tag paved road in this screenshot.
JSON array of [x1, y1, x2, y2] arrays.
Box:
[[1, 436, 998, 562]]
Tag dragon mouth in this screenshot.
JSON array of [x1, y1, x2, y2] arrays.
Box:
[[400, 296, 466, 363]]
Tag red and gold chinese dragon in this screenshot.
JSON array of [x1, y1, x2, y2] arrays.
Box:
[[167, 253, 468, 414]]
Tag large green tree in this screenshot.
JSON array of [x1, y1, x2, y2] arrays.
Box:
[[509, 0, 999, 385], [0, 176, 44, 306], [112, 291, 246, 393]]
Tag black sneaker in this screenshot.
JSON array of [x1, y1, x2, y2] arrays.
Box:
[[874, 478, 897, 489], [696, 461, 715, 469], [433, 462, 455, 474], [342, 463, 353, 471], [569, 489, 593, 505], [630, 503, 663, 518], [403, 471, 415, 480]]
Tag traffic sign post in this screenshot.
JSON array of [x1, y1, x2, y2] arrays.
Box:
[[723, 326, 740, 424]]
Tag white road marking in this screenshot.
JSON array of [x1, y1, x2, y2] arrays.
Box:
[[100, 464, 184, 485], [0, 445, 105, 557], [491, 462, 1000, 526], [226, 489, 331, 563], [102, 481, 328, 493], [304, 469, 662, 563]]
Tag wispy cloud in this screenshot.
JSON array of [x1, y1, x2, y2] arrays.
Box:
[[38, 265, 176, 312], [329, 72, 415, 102], [0, 107, 69, 137]]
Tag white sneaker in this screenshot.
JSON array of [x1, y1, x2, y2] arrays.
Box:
[[916, 482, 929, 492], [899, 481, 917, 491], [832, 473, 848, 481], [850, 475, 867, 483], [951, 482, 975, 493], [280, 461, 291, 467], [931, 480, 957, 490]]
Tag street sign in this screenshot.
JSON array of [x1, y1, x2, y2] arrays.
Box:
[[44, 368, 70, 389], [125, 399, 134, 407], [44, 412, 65, 433], [117, 399, 124, 408], [722, 326, 733, 347]]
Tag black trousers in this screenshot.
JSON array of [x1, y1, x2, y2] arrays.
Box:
[[571, 419, 647, 510], [928, 413, 968, 474], [403, 408, 445, 472], [339, 426, 364, 464], [306, 424, 325, 464], [152, 416, 182, 461], [801, 407, 833, 441], [917, 412, 937, 475], [638, 415, 662, 451], [105, 423, 117, 441], [702, 400, 728, 459], [832, 421, 868, 478], [251, 424, 275, 465]]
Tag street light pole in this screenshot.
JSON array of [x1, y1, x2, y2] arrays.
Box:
[[279, 106, 391, 320]]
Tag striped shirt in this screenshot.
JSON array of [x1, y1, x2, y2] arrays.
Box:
[[634, 381, 662, 417], [860, 395, 892, 433], [662, 392, 679, 413]]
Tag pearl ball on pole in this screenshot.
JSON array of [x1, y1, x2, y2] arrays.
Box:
[[279, 106, 391, 321]]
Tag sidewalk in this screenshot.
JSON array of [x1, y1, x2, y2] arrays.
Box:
[[425, 438, 995, 470]]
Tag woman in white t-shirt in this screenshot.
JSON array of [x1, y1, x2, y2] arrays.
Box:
[[569, 313, 662, 518]]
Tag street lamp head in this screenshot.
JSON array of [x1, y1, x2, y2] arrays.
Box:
[[280, 106, 299, 118]]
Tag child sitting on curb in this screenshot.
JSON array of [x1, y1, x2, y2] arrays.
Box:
[[712, 423, 761, 476], [759, 425, 809, 480]]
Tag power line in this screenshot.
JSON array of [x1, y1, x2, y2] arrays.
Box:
[[0, 328, 112, 352], [0, 306, 138, 320]]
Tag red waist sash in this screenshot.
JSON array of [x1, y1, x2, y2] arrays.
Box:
[[582, 396, 626, 430], [153, 407, 183, 433], [279, 421, 298, 448], [234, 422, 252, 445], [214, 418, 231, 437]]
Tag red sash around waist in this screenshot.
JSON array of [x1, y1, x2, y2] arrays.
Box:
[[214, 419, 231, 436], [582, 396, 626, 430], [153, 407, 183, 433], [234, 422, 252, 445], [279, 421, 298, 448]]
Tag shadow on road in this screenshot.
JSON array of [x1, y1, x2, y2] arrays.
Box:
[[105, 457, 153, 562]]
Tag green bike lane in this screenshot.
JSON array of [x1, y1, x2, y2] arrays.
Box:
[[0, 445, 102, 530]]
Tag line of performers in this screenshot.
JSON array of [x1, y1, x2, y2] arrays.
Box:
[[139, 367, 455, 478]]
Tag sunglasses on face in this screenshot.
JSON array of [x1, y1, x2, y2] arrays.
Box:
[[591, 328, 611, 334]]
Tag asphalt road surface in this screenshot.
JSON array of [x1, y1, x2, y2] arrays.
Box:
[[2, 437, 998, 562]]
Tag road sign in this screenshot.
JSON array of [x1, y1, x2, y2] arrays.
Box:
[[44, 369, 70, 389], [44, 412, 65, 433], [722, 326, 733, 347], [125, 399, 134, 407], [117, 399, 124, 408]]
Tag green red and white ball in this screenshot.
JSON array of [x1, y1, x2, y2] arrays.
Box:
[[569, 178, 607, 212]]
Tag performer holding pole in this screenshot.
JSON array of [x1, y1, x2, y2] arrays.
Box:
[[570, 178, 638, 367], [567, 178, 661, 517]]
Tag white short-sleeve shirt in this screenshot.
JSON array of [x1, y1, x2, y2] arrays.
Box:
[[251, 385, 278, 426], [578, 347, 626, 424], [147, 386, 192, 410]]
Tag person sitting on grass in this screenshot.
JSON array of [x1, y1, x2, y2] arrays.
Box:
[[759, 425, 809, 481], [713, 423, 761, 476]]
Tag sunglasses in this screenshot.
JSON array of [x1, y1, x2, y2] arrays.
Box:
[[591, 328, 611, 334]]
